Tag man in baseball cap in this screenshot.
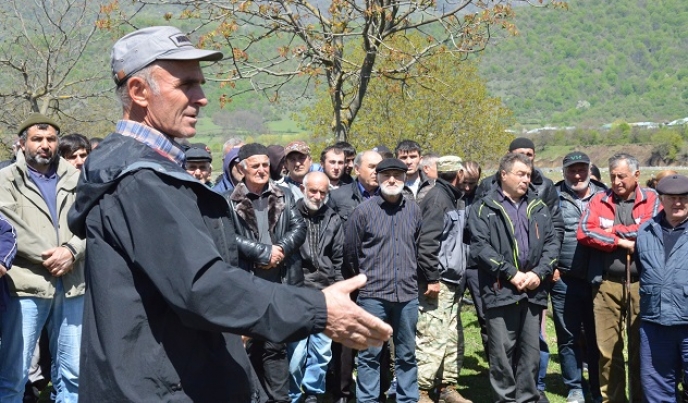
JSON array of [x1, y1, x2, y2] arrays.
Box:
[[284, 140, 312, 200], [66, 26, 392, 402]]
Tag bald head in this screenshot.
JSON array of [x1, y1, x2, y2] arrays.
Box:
[[302, 171, 331, 212]]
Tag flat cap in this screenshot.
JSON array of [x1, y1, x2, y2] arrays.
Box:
[[375, 158, 408, 173], [562, 151, 591, 168], [238, 143, 270, 161], [656, 174, 688, 196], [185, 144, 212, 162], [18, 113, 60, 136], [437, 156, 464, 172], [284, 140, 310, 157], [508, 137, 535, 151], [111, 26, 223, 85]]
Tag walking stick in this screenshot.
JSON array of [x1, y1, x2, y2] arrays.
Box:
[[626, 251, 632, 403]]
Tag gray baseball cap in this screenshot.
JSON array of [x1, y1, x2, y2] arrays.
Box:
[[111, 26, 223, 85]]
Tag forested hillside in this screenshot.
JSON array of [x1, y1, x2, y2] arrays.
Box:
[[478, 0, 688, 127]]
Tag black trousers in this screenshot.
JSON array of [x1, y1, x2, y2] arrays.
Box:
[[486, 302, 541, 403], [465, 268, 489, 359], [247, 339, 290, 403]]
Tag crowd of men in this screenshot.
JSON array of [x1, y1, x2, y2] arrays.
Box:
[[0, 25, 687, 403]]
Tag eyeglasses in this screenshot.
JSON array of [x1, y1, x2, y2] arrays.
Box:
[[508, 170, 531, 179]]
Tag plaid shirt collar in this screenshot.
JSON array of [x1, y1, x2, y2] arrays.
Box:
[[116, 120, 186, 166]]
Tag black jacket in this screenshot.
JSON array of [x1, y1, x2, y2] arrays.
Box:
[[468, 187, 559, 309], [555, 179, 607, 279], [296, 199, 344, 289], [417, 179, 466, 284], [476, 167, 565, 244], [327, 180, 366, 223], [227, 182, 307, 286], [67, 133, 326, 403]]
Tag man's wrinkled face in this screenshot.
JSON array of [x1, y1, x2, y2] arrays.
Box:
[[141, 60, 208, 139], [662, 194, 688, 224], [609, 160, 639, 200], [285, 152, 311, 180], [239, 155, 270, 188], [303, 175, 330, 211], [21, 125, 59, 170], [564, 163, 591, 193], [64, 148, 89, 171], [397, 150, 421, 175], [500, 161, 531, 199], [378, 170, 406, 198], [355, 152, 383, 190], [322, 150, 345, 182], [185, 160, 212, 182]]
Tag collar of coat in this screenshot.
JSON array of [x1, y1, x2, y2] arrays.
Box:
[[230, 181, 286, 236]]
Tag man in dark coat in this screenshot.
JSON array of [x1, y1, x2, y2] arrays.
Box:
[[67, 25, 391, 403], [227, 143, 307, 403], [468, 153, 559, 403]]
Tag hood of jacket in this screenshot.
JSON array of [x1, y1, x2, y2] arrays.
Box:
[[68, 133, 199, 238]]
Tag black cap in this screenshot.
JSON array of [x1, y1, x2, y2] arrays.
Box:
[[508, 137, 535, 151], [656, 174, 688, 196], [238, 143, 270, 161], [563, 151, 591, 168], [185, 145, 212, 162], [375, 158, 408, 173]]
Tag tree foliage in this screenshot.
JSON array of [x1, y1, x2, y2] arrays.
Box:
[[113, 0, 565, 141], [300, 37, 513, 165], [0, 0, 119, 142]]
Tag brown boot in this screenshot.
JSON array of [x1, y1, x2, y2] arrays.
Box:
[[419, 389, 435, 403], [439, 385, 472, 403]]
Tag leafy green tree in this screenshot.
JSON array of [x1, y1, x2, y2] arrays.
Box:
[[300, 43, 513, 165], [652, 128, 683, 161]]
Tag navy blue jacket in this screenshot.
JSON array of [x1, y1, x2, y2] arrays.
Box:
[[0, 213, 17, 312], [636, 212, 688, 326]]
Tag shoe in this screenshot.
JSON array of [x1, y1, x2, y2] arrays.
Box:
[[537, 390, 550, 403], [566, 389, 585, 403], [304, 395, 319, 403], [419, 390, 435, 403], [386, 376, 397, 397], [439, 385, 473, 403]]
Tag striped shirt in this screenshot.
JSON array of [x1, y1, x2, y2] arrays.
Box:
[[344, 195, 422, 302], [116, 120, 186, 166]]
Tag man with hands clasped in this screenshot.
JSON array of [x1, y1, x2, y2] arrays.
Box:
[[467, 153, 559, 403]]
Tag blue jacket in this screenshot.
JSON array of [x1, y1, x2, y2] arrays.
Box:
[[0, 213, 17, 312], [636, 212, 688, 326]]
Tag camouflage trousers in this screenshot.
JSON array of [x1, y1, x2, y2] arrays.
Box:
[[415, 281, 465, 390]]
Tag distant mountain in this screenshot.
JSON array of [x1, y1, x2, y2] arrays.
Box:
[[477, 0, 688, 127]]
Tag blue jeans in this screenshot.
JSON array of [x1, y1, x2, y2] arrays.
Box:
[[551, 276, 601, 397], [640, 321, 688, 403], [287, 332, 332, 402], [356, 297, 419, 403], [0, 280, 83, 403]]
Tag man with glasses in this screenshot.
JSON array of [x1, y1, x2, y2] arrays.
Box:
[[344, 158, 423, 403], [468, 153, 559, 403]]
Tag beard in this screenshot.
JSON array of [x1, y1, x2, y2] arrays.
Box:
[[380, 182, 403, 197], [26, 151, 56, 168], [305, 194, 329, 211], [565, 177, 590, 192]]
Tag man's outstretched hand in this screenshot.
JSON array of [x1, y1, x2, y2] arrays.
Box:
[[322, 274, 393, 350]]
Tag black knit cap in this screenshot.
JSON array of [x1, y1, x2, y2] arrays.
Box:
[[508, 137, 535, 151], [656, 174, 688, 196], [238, 143, 270, 161]]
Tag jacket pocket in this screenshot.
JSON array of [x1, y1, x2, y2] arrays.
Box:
[[639, 285, 660, 320]]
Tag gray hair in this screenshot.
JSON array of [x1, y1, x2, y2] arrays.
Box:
[[419, 152, 439, 170], [609, 153, 639, 172], [498, 152, 533, 175], [115, 64, 159, 109], [302, 171, 330, 189]]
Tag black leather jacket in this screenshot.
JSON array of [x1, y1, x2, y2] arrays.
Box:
[[227, 182, 307, 286]]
